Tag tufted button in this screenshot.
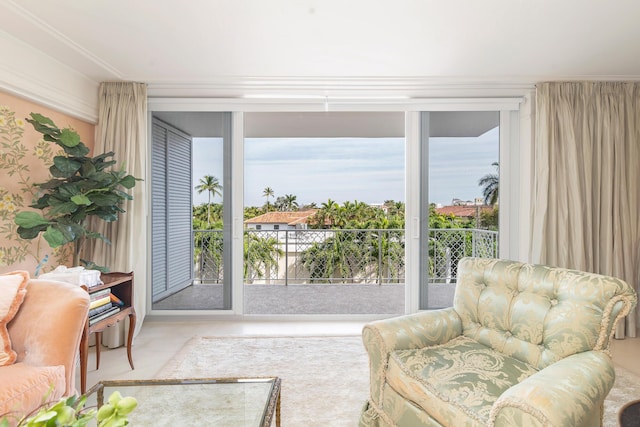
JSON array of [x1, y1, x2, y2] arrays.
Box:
[[538, 345, 545, 352], [505, 331, 512, 338], [550, 299, 558, 306]]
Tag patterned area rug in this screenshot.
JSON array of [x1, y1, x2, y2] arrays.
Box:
[[155, 335, 638, 426]]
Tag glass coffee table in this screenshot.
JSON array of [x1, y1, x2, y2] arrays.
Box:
[[85, 377, 281, 426]]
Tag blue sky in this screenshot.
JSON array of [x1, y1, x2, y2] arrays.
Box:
[[192, 126, 498, 207]]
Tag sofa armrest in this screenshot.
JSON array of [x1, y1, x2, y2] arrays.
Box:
[[362, 308, 462, 404], [490, 351, 615, 427], [7, 279, 90, 396]]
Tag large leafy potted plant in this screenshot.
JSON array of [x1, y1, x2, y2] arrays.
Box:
[[14, 113, 137, 271]]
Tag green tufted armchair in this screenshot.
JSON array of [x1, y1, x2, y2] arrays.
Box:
[[360, 258, 637, 427]]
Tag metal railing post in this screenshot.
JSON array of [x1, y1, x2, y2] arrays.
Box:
[[472, 229, 477, 257], [285, 230, 289, 286], [378, 231, 383, 285], [199, 232, 204, 282]]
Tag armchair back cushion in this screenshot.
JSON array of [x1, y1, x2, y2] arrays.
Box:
[[455, 258, 633, 370]]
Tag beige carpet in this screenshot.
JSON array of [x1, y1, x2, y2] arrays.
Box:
[[155, 335, 638, 426]]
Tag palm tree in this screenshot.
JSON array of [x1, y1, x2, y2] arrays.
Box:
[[317, 198, 339, 227], [195, 175, 222, 225], [478, 162, 499, 206], [262, 187, 274, 211], [283, 194, 298, 211], [301, 233, 362, 283], [244, 233, 283, 282]]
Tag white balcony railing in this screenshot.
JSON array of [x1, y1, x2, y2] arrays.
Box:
[[193, 228, 498, 285]]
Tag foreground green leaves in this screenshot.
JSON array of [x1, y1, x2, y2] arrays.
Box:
[[0, 392, 137, 427]]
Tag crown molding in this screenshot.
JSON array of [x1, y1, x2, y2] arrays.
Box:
[[0, 64, 99, 123], [147, 76, 537, 99], [0, 30, 99, 123], [2, 0, 124, 79]]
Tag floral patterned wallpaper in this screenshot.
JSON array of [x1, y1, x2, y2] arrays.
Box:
[[0, 91, 94, 275]]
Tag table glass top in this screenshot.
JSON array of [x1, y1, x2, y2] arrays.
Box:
[[85, 378, 280, 427]]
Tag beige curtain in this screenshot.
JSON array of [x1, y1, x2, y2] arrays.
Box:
[[91, 82, 147, 335], [531, 82, 640, 338]]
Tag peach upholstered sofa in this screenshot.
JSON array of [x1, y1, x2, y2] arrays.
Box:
[[0, 271, 90, 425]]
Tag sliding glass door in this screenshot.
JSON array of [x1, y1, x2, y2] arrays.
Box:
[[150, 112, 233, 310], [419, 111, 500, 309], [147, 98, 522, 316], [242, 112, 406, 315]]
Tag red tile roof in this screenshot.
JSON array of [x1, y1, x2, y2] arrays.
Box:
[[435, 205, 491, 218], [244, 210, 318, 225]]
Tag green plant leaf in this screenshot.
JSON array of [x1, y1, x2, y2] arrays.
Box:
[[53, 156, 82, 177], [15, 211, 50, 228], [80, 260, 110, 273], [71, 194, 92, 206], [93, 151, 115, 162], [49, 164, 68, 178], [92, 172, 116, 187], [61, 143, 90, 157], [29, 123, 58, 137], [113, 189, 133, 201], [64, 223, 85, 241], [119, 175, 137, 189], [81, 161, 96, 177], [59, 128, 81, 147], [40, 179, 65, 190], [43, 226, 68, 248], [94, 210, 118, 222], [26, 116, 59, 137], [86, 231, 111, 245], [30, 194, 51, 209], [58, 185, 82, 200], [48, 201, 79, 216], [88, 193, 120, 207], [94, 159, 117, 172], [29, 112, 56, 126], [16, 224, 47, 239]]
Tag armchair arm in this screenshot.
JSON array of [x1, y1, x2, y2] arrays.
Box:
[[489, 351, 615, 427], [362, 308, 462, 404], [7, 279, 90, 396]]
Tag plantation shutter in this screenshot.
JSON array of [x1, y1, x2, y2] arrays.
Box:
[[151, 118, 193, 302]]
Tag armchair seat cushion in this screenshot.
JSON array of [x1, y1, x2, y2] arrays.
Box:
[[387, 336, 538, 425]]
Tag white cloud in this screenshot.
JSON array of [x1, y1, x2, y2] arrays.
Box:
[[193, 130, 498, 207]]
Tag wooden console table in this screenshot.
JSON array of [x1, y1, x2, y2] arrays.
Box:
[[79, 272, 136, 393]]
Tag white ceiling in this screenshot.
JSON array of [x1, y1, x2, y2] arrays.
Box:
[[1, 0, 640, 110]]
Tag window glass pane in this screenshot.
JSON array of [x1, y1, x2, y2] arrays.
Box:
[[243, 112, 405, 315], [420, 112, 500, 309]]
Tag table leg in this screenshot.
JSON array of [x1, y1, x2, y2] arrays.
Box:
[[95, 331, 101, 370], [276, 391, 281, 427], [126, 312, 136, 370], [79, 328, 88, 394]]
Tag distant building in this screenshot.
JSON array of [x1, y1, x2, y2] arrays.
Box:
[[244, 210, 318, 231], [435, 205, 492, 219], [451, 198, 485, 206]]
